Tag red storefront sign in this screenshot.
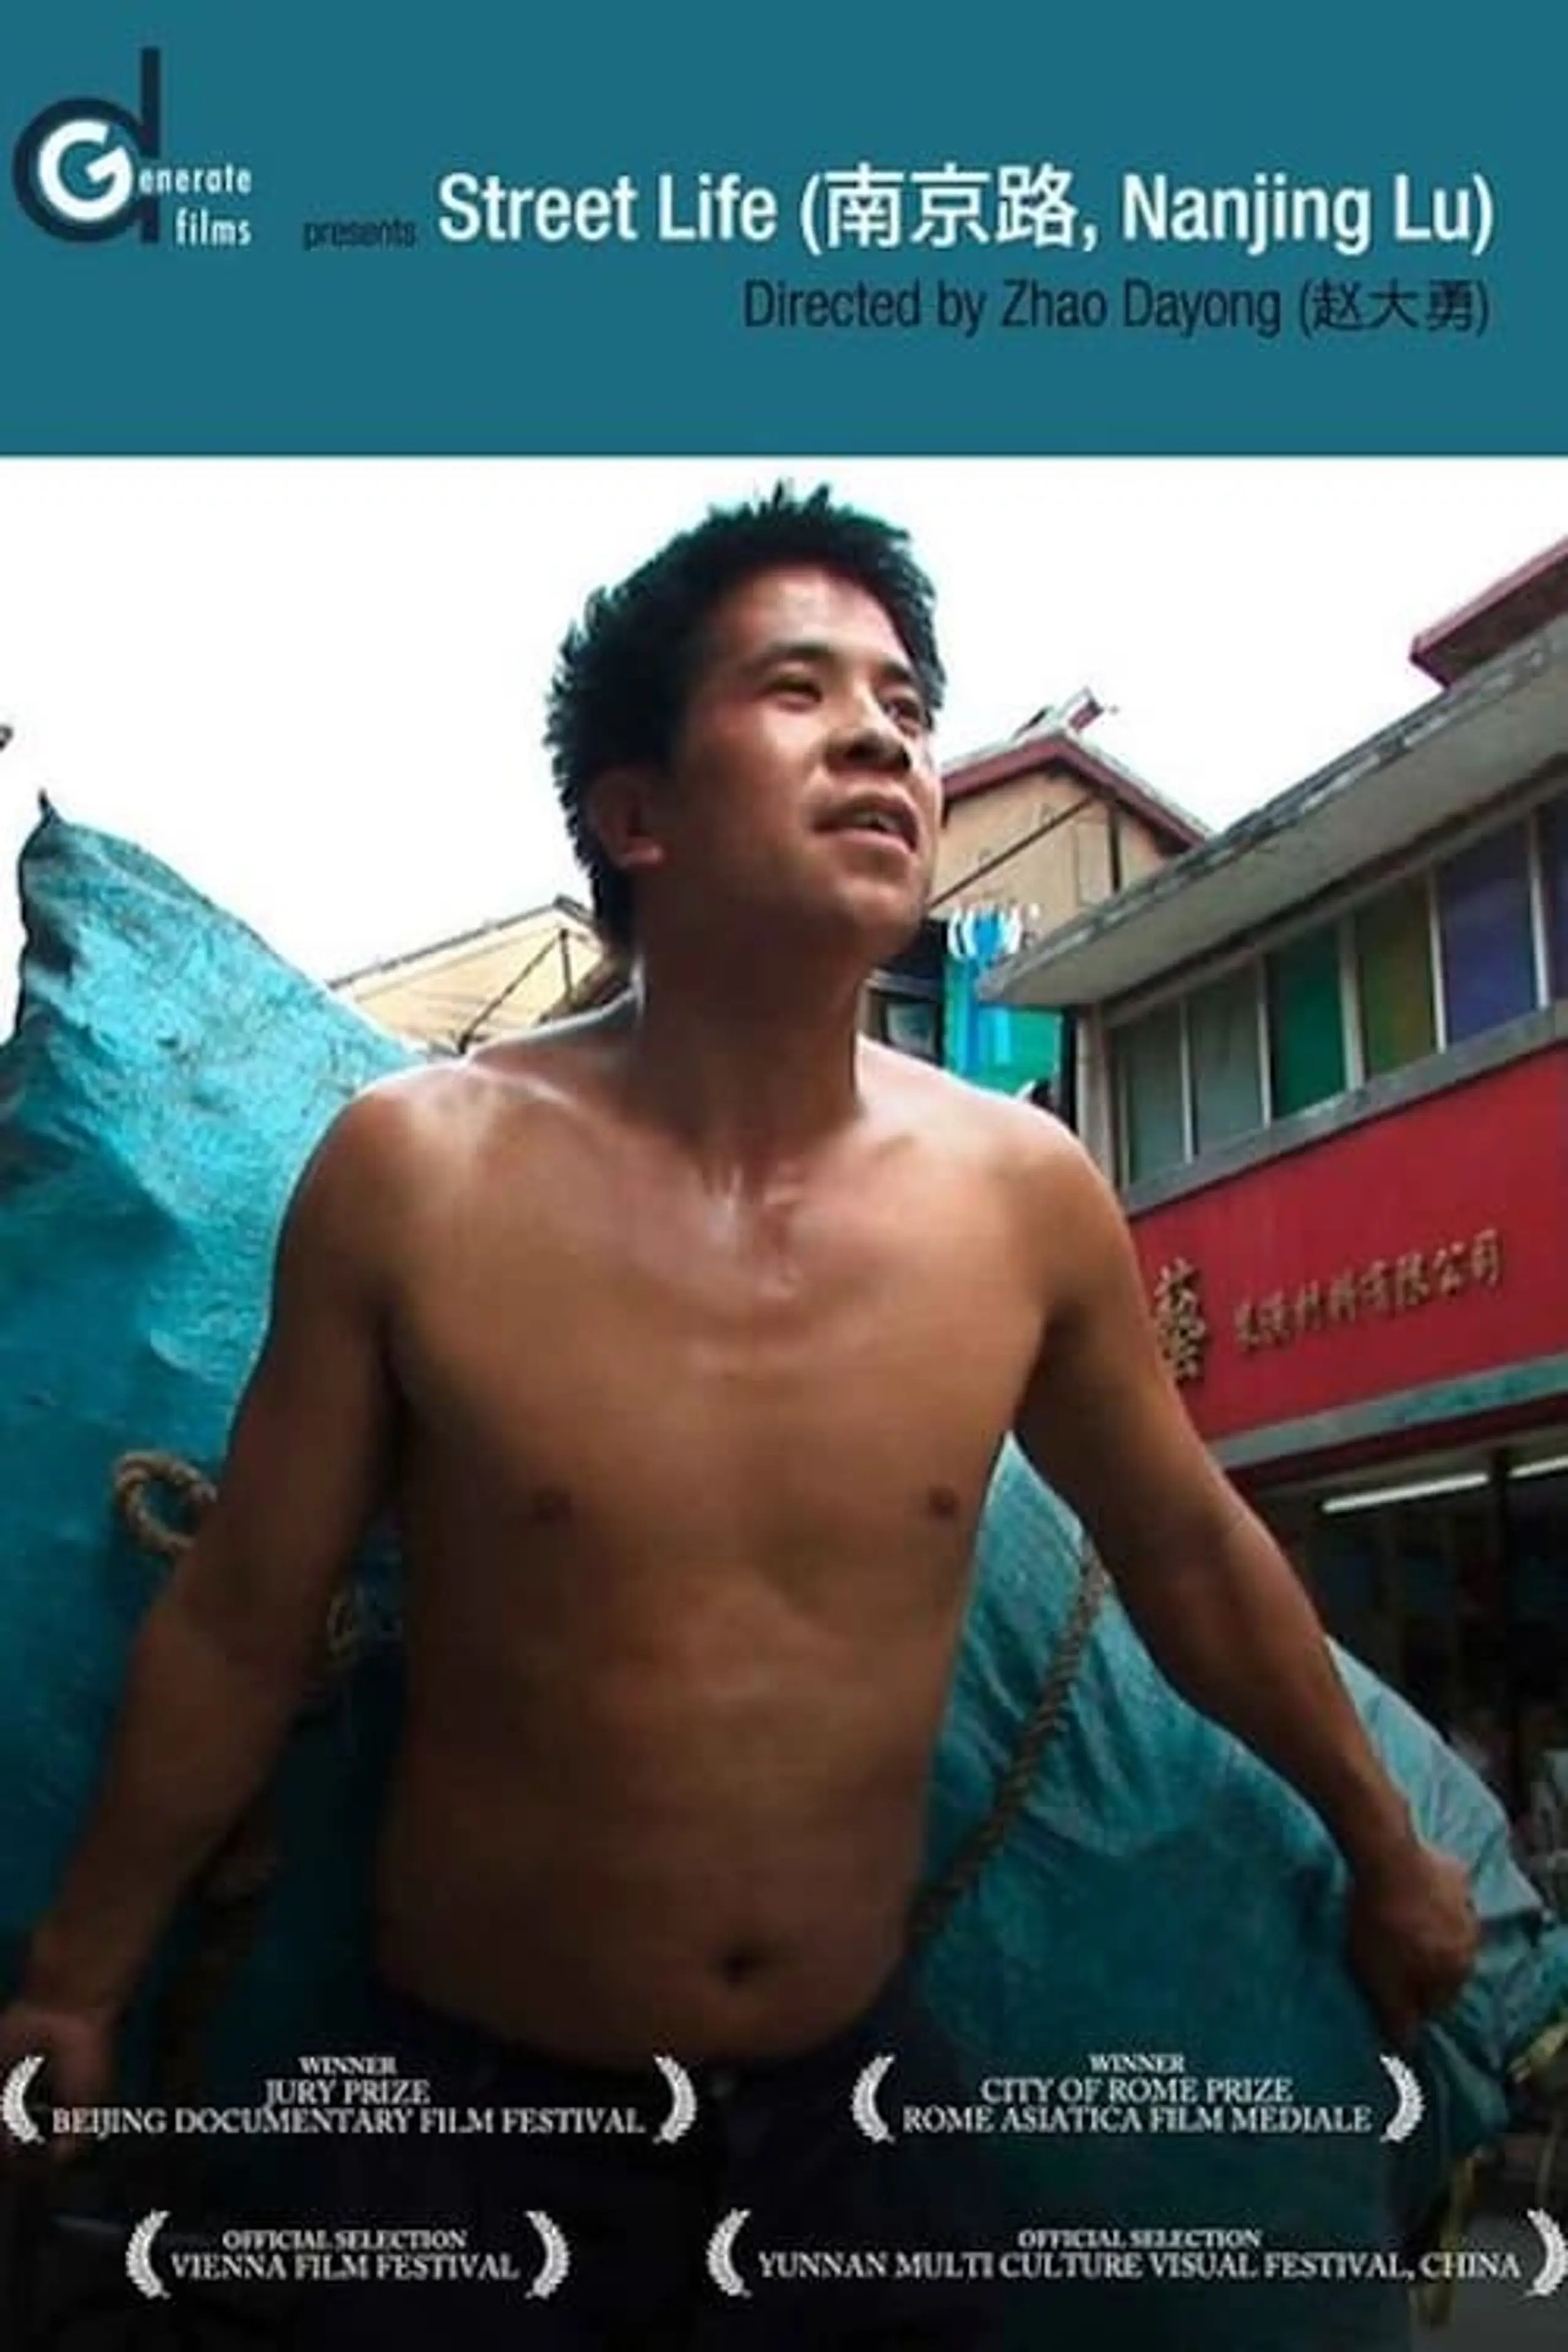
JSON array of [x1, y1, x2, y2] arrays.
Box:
[[1133, 1044, 1568, 1442]]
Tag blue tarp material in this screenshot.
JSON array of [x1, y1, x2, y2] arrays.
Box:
[[930, 1444, 1568, 2343], [0, 809, 411, 2117], [3, 810, 1566, 2348]]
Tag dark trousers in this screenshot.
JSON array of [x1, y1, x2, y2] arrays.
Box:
[[287, 1967, 1012, 2349]]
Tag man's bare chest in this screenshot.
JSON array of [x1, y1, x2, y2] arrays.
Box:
[[388, 1169, 1045, 1549]]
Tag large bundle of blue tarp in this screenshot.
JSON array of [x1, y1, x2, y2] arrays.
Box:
[[2, 809, 1565, 2348], [0, 809, 411, 2109], [925, 1446, 1568, 2343]]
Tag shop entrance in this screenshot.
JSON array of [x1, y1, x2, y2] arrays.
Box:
[[1259, 1440, 1568, 1880]]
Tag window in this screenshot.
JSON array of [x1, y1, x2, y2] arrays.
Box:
[[866, 985, 940, 1062], [1540, 795, 1568, 998], [1437, 824, 1536, 1043], [1267, 924, 1346, 1116], [1188, 967, 1262, 1147], [1117, 1004, 1184, 1183], [1355, 881, 1436, 1076], [1106, 808, 1558, 1188], [881, 997, 939, 1061], [1072, 814, 1113, 906]]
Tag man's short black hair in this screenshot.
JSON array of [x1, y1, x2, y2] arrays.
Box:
[[545, 483, 946, 951]]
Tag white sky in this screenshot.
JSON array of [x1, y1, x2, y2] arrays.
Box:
[[2, 459, 1566, 1006]]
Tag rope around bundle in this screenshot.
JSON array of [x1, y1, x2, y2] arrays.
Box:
[[112, 1450, 366, 1680], [908, 1548, 1109, 1948], [111, 1449, 371, 2111], [111, 1450, 215, 1563]]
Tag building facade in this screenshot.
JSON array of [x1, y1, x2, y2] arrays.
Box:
[[333, 899, 608, 1050], [991, 547, 1568, 1828], [935, 691, 1200, 925], [913, 698, 1204, 1098]]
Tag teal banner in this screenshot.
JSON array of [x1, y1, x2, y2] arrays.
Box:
[[0, 3, 1559, 453]]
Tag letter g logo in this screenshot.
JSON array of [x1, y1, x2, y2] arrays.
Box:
[[36, 120, 137, 226], [13, 50, 162, 242]]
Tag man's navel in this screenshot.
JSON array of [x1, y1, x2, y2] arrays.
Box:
[[525, 1485, 575, 1527], [718, 1943, 772, 1986]]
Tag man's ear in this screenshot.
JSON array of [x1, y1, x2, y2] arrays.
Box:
[[584, 766, 667, 880]]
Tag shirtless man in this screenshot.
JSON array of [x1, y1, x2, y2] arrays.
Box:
[[1, 488, 1477, 2345]]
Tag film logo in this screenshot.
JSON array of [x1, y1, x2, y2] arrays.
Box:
[[12, 49, 254, 249]]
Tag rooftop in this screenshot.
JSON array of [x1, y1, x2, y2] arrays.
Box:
[[987, 613, 1568, 1011], [942, 696, 1208, 854], [330, 894, 595, 992], [1411, 536, 1568, 686]]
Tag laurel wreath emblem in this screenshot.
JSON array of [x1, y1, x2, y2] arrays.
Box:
[[525, 2209, 570, 2298], [1378, 2053, 1425, 2145], [126, 2211, 171, 2301], [1526, 2208, 1568, 2299], [851, 2052, 897, 2143], [1, 2054, 45, 2147], [652, 2054, 697, 2143], [706, 2207, 751, 2296]]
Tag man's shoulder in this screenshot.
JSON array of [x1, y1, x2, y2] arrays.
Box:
[[325, 1019, 618, 1164], [864, 1044, 1089, 1185], [282, 1049, 592, 1286], [318, 1060, 497, 1164], [291, 1058, 534, 1221]]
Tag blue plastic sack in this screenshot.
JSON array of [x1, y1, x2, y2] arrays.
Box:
[[3, 809, 1564, 2347], [0, 805, 412, 2130], [922, 1442, 1568, 2345]]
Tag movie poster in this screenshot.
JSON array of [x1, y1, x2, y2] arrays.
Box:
[[1, 10, 1564, 2347]]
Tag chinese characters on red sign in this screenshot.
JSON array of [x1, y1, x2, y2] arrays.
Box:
[[1152, 1256, 1210, 1385], [1152, 1227, 1503, 1386]]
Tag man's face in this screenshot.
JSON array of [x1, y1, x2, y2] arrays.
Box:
[[645, 565, 942, 962]]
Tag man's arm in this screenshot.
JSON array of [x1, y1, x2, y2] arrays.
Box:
[[21, 1087, 407, 2020], [1011, 1123, 1477, 2040]]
